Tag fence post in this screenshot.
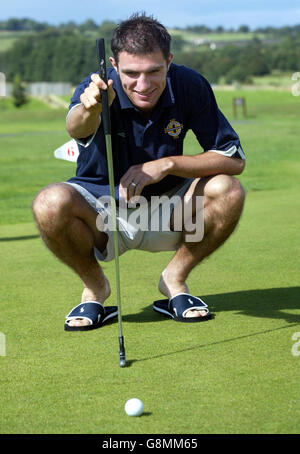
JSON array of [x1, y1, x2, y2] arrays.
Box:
[[233, 97, 247, 118]]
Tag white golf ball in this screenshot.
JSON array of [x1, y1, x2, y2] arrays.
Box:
[[124, 398, 144, 417]]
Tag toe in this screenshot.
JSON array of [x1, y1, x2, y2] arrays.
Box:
[[68, 318, 91, 327], [185, 309, 208, 318]]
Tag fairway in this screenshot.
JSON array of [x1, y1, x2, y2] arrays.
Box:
[[0, 90, 299, 435]]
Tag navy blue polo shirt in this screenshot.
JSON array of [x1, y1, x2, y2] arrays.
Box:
[[67, 63, 245, 201]]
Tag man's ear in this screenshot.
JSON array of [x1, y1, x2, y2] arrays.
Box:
[[109, 57, 118, 73], [167, 53, 174, 70]]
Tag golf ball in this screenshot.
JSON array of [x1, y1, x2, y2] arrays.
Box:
[[124, 398, 144, 417]]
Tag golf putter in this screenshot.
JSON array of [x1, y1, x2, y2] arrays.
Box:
[[96, 38, 126, 368]]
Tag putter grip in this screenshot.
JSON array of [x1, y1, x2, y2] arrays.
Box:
[[96, 38, 111, 135]]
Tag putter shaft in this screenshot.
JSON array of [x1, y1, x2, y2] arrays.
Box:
[[97, 38, 125, 367], [104, 134, 123, 334]]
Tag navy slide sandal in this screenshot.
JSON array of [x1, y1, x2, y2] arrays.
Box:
[[153, 293, 211, 323], [64, 301, 118, 331]]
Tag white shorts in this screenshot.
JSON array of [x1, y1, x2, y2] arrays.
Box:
[[67, 179, 193, 262]]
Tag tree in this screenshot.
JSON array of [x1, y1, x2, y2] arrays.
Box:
[[98, 21, 116, 41], [225, 66, 252, 84], [78, 19, 98, 32], [238, 25, 250, 33], [11, 74, 28, 107], [171, 34, 186, 53]]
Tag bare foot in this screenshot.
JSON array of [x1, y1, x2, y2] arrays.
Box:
[[68, 277, 111, 327], [158, 270, 207, 318]]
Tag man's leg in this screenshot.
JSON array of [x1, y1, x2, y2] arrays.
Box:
[[32, 183, 109, 327], [159, 174, 245, 317]]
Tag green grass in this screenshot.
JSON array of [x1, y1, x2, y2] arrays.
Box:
[[0, 90, 299, 434], [169, 29, 265, 53], [251, 71, 294, 88], [0, 99, 71, 224], [0, 97, 54, 113], [169, 29, 264, 43]]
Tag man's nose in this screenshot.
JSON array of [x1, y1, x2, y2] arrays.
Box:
[[136, 74, 151, 92]]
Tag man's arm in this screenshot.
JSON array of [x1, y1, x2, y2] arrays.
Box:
[[66, 103, 102, 139], [166, 151, 245, 178], [119, 151, 245, 201], [66, 73, 115, 139]]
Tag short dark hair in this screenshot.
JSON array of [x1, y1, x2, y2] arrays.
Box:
[[111, 12, 171, 64]]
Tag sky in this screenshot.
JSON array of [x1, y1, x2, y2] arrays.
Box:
[[0, 0, 299, 29]]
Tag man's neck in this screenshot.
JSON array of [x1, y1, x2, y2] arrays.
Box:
[[139, 109, 153, 120]]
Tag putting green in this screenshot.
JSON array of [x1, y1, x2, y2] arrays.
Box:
[[0, 91, 299, 434]]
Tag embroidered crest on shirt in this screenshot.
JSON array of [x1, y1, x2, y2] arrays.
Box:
[[164, 119, 183, 139]]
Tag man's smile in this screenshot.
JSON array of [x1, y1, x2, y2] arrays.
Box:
[[134, 88, 156, 99]]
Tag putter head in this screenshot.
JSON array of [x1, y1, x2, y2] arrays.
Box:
[[119, 335, 126, 367], [119, 356, 126, 368]]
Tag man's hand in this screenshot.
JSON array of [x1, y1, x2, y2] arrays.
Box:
[[119, 158, 172, 202], [80, 73, 115, 111], [118, 152, 245, 203], [66, 73, 115, 139]]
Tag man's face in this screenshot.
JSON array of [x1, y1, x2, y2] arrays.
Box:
[[110, 50, 173, 113]]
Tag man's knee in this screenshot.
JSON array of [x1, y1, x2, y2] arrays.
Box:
[[205, 174, 245, 204], [32, 183, 74, 226]]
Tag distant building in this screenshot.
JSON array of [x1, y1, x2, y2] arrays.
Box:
[[5, 81, 72, 97]]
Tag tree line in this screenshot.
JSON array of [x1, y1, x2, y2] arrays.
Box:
[[174, 36, 300, 84], [1, 19, 300, 85], [1, 17, 300, 36]]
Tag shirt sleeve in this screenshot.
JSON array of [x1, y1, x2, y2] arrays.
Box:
[[187, 73, 245, 160]]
